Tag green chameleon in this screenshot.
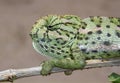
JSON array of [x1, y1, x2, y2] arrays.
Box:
[[30, 15, 120, 76]]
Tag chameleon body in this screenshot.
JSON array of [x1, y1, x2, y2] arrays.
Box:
[[30, 15, 120, 75]]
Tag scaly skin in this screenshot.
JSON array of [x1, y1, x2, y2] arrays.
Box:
[[30, 15, 120, 75]]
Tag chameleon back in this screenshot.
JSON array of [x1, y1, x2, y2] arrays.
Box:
[[78, 16, 120, 59]]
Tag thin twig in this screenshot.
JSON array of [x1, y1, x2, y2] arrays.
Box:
[[0, 59, 120, 82]]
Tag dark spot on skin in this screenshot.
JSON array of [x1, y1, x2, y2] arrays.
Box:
[[91, 50, 98, 53], [96, 30, 102, 34], [118, 18, 120, 21], [85, 37, 89, 40], [100, 20, 102, 23], [41, 38, 45, 42], [62, 46, 66, 48], [85, 57, 90, 60], [56, 38, 63, 40], [51, 50, 55, 53], [64, 56, 67, 58], [110, 20, 113, 23], [57, 41, 60, 43], [66, 51, 69, 53], [82, 26, 86, 29], [46, 30, 49, 33], [66, 33, 70, 37], [117, 49, 120, 52], [44, 45, 48, 48], [118, 20, 120, 22], [117, 25, 120, 27], [77, 31, 79, 34], [74, 35, 77, 39], [70, 32, 74, 34], [83, 22, 87, 26], [54, 44, 57, 46], [51, 46, 55, 49], [61, 50, 65, 52], [106, 53, 111, 56], [45, 50, 48, 52], [106, 25, 110, 28], [77, 37, 83, 40], [57, 47, 61, 50], [33, 30, 38, 38], [87, 31, 93, 35], [107, 33, 111, 37], [97, 37, 101, 40], [103, 51, 107, 53], [91, 56, 95, 59], [118, 49, 120, 52], [81, 48, 87, 52], [92, 41, 96, 44], [96, 24, 101, 27], [36, 40, 39, 43], [103, 41, 111, 46], [61, 41, 67, 45], [56, 31, 62, 35], [39, 44, 44, 48], [115, 31, 120, 38], [32, 34, 38, 40], [57, 52, 61, 55], [86, 52, 90, 54], [60, 29, 68, 32], [90, 19, 94, 22], [85, 43, 88, 45], [69, 54, 74, 59], [79, 37, 83, 40]]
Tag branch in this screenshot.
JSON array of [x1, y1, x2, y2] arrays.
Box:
[[0, 59, 120, 82]]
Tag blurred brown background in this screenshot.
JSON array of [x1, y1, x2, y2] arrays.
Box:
[[0, 0, 120, 83]]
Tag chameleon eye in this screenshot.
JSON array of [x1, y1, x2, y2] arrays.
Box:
[[46, 25, 54, 31]]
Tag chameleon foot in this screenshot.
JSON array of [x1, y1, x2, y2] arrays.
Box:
[[40, 58, 86, 76], [40, 61, 53, 76], [64, 70, 73, 75]]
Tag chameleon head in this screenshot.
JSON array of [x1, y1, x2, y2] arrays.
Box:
[[30, 15, 82, 58], [30, 15, 82, 41]]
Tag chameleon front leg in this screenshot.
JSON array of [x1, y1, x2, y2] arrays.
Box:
[[41, 58, 86, 76]]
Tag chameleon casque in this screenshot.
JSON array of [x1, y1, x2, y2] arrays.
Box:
[[30, 15, 120, 75]]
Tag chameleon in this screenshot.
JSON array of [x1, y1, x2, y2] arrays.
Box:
[[30, 15, 120, 76]]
